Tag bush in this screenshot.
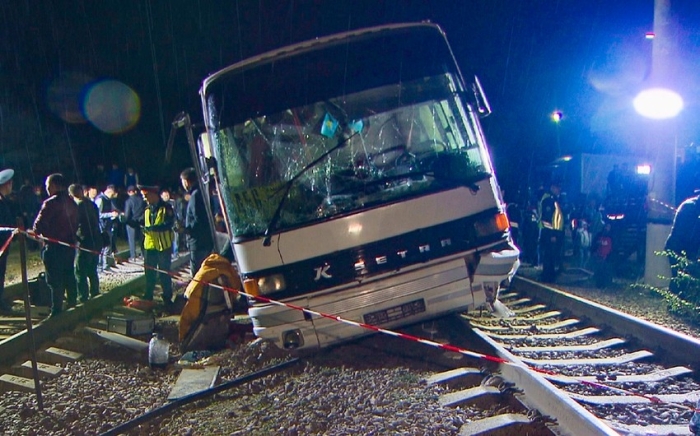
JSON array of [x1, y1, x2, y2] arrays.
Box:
[[644, 251, 700, 325]]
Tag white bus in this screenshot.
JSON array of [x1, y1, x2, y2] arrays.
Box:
[[193, 22, 519, 350]]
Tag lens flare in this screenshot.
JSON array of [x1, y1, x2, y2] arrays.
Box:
[[47, 72, 93, 124], [83, 80, 141, 133]]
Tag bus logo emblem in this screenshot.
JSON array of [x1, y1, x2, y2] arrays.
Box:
[[314, 265, 332, 281]]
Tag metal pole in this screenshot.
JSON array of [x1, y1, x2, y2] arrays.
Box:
[[17, 218, 43, 410], [643, 0, 675, 287]]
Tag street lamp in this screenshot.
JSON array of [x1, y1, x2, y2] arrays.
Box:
[[633, 88, 683, 120], [551, 110, 563, 156]]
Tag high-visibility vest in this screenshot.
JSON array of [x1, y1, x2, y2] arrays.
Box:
[[538, 193, 564, 231], [144, 203, 173, 251]]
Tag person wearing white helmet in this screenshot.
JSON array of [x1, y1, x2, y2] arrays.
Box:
[[0, 169, 18, 313]]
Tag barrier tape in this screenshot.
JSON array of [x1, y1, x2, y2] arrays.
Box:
[[649, 197, 677, 212], [9, 227, 697, 412], [0, 229, 17, 259]]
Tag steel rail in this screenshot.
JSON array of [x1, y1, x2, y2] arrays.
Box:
[[471, 326, 620, 436], [513, 275, 700, 370]]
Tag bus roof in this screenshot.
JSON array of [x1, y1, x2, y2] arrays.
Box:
[[200, 22, 455, 96]]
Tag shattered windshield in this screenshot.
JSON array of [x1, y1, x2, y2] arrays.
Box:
[[212, 73, 491, 237]]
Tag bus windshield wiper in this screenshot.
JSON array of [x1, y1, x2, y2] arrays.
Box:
[[262, 130, 358, 246]]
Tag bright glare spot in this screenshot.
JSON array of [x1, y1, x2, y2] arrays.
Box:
[[560, 155, 573, 162], [645, 32, 655, 40], [551, 110, 563, 122], [84, 80, 141, 133], [347, 223, 363, 235], [633, 88, 683, 119], [636, 164, 651, 175]]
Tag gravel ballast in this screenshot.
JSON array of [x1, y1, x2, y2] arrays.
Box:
[[1, 262, 699, 435]]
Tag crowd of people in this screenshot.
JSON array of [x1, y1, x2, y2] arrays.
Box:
[[0, 164, 215, 318], [506, 179, 617, 288], [507, 163, 700, 291]]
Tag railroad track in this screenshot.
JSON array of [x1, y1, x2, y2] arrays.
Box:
[[2, 263, 699, 435], [0, 253, 191, 367], [425, 275, 700, 435]]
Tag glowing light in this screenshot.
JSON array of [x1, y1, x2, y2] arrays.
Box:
[[551, 110, 563, 122], [633, 88, 683, 120], [83, 80, 141, 133], [347, 223, 363, 235], [636, 164, 651, 175], [645, 32, 655, 40]]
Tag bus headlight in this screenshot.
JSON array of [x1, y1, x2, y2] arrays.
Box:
[[257, 274, 287, 294], [283, 329, 303, 349]]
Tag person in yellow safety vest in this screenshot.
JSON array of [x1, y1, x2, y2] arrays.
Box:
[[538, 179, 564, 283], [138, 185, 175, 304]]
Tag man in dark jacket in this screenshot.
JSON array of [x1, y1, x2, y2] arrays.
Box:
[[179, 168, 214, 274], [69, 184, 101, 302], [0, 169, 17, 312], [32, 174, 79, 317], [95, 184, 119, 271], [124, 185, 146, 261]]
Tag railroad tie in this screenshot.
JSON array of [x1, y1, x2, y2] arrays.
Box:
[[462, 310, 560, 322], [16, 361, 64, 379], [167, 366, 221, 400], [518, 349, 653, 367], [439, 385, 501, 407], [37, 347, 83, 365], [468, 318, 579, 331], [545, 366, 692, 385], [424, 367, 483, 385], [0, 374, 36, 393], [458, 413, 532, 436], [483, 326, 600, 340], [569, 390, 700, 405], [507, 337, 626, 352], [604, 421, 695, 436]]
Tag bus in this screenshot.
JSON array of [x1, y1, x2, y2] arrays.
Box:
[[191, 22, 520, 350]]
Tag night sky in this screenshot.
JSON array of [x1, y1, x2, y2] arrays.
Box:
[[2, 0, 700, 195]]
